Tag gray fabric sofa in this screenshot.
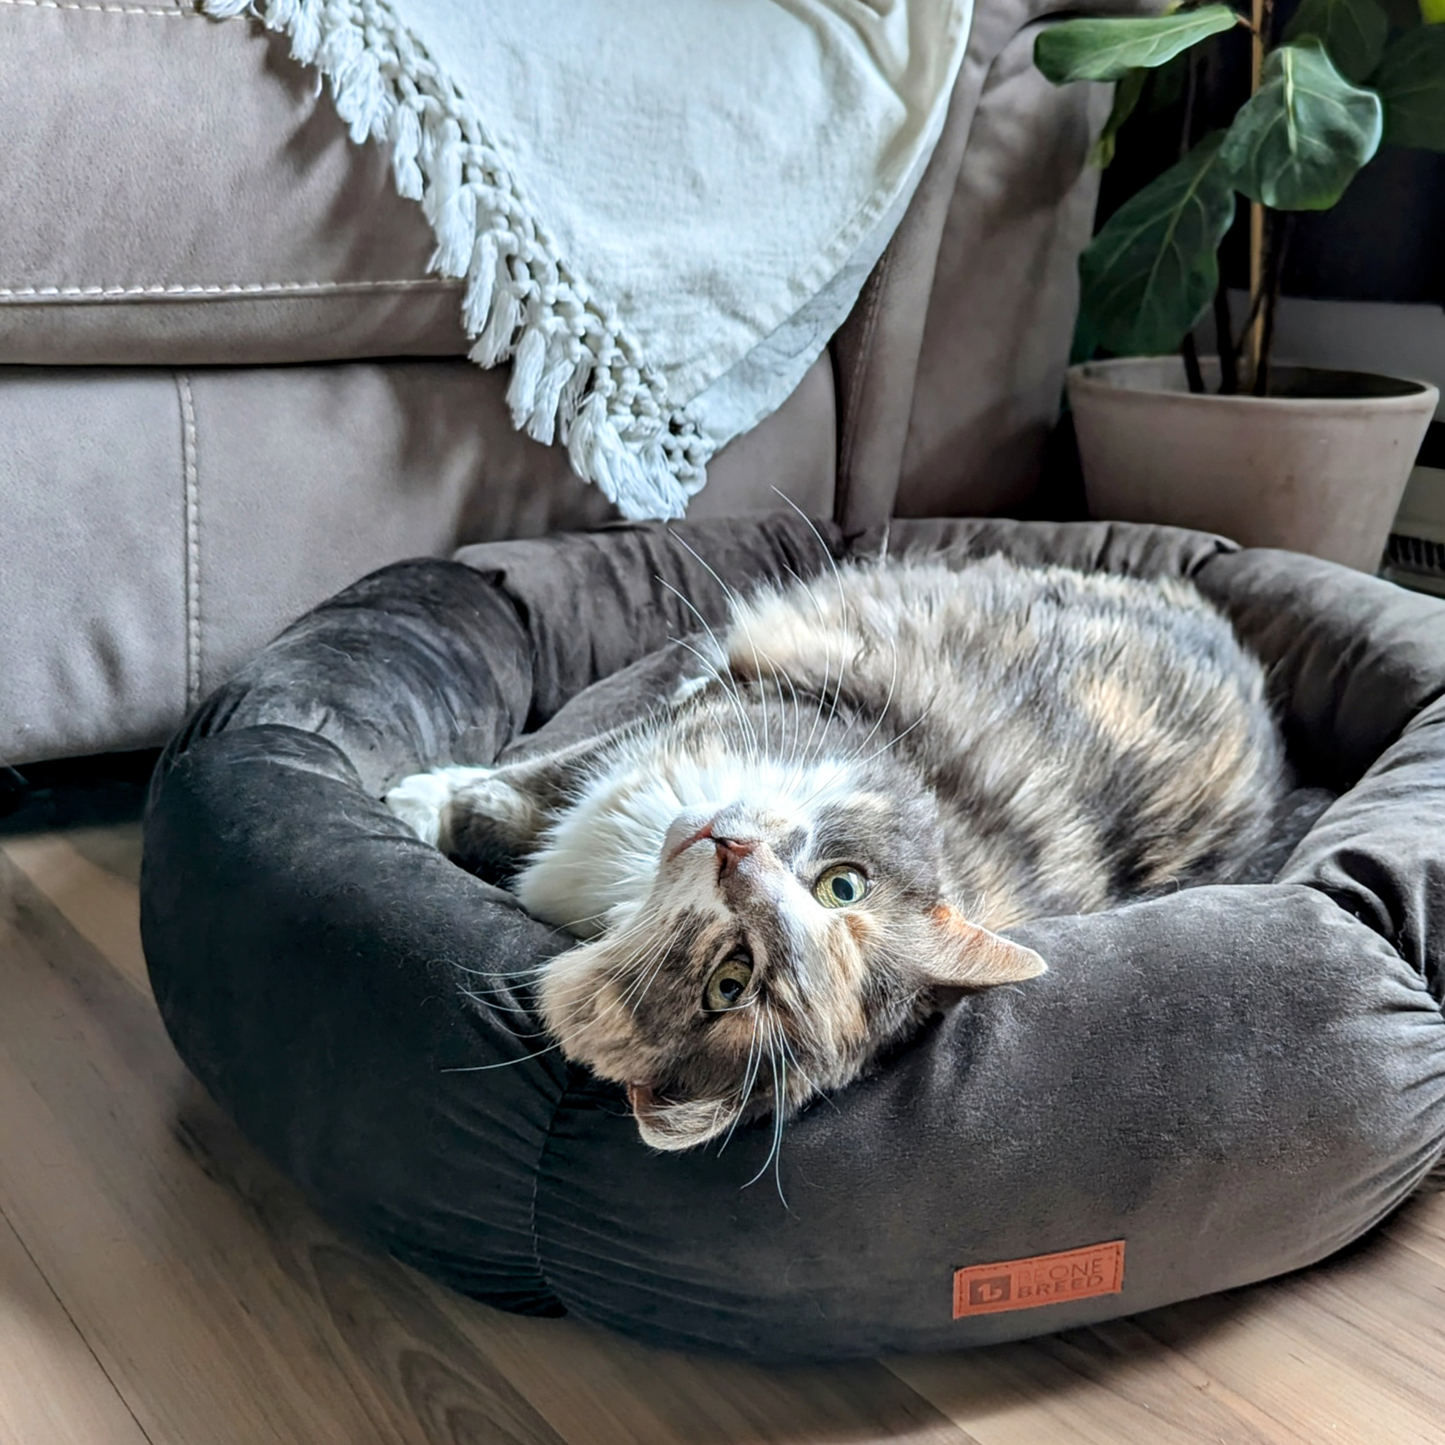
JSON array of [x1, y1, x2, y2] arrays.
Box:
[[0, 0, 1116, 764]]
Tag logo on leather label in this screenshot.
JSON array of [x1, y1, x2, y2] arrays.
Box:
[[953, 1240, 1125, 1319]]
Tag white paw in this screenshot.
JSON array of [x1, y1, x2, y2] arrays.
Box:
[[454, 768, 534, 827], [384, 765, 497, 847]]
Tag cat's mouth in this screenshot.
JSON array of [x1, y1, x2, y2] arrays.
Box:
[[623, 1077, 752, 1151], [626, 1076, 766, 1122], [625, 1077, 705, 1120], [626, 1080, 664, 1116]]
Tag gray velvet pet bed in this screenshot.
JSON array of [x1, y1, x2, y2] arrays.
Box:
[[140, 516, 1445, 1359]]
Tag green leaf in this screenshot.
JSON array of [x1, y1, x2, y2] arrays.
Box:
[[1091, 69, 1147, 167], [1079, 132, 1238, 356], [1220, 41, 1382, 209], [1035, 7, 1238, 84], [1373, 26, 1445, 149], [1284, 0, 1388, 82], [1421, 0, 1445, 23]]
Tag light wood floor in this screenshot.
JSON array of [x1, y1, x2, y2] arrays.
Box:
[[2, 802, 1444, 1444]]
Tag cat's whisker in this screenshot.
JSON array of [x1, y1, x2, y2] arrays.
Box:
[[824, 622, 902, 775], [772, 489, 855, 769], [580, 947, 661, 1003], [668, 634, 757, 752], [615, 936, 679, 1014], [744, 1019, 789, 1206], [448, 958, 555, 982], [743, 1046, 780, 1190], [844, 691, 940, 772], [668, 530, 834, 785], [717, 1010, 764, 1155], [439, 1039, 567, 1072], [778, 563, 838, 779], [666, 531, 778, 764], [770, 662, 804, 781], [771, 1056, 789, 1207], [777, 1030, 839, 1115], [655, 578, 759, 758], [455, 979, 549, 1001]]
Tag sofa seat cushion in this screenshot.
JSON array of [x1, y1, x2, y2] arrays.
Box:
[[0, 4, 463, 367], [0, 355, 833, 763]]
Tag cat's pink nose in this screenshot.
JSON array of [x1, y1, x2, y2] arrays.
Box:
[[712, 832, 758, 880]]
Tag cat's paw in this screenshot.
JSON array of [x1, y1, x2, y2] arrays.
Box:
[[450, 767, 536, 830], [384, 765, 499, 847]]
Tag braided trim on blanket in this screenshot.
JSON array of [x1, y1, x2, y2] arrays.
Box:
[[202, 0, 711, 519]]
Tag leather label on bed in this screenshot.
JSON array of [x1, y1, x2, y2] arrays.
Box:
[[953, 1240, 1125, 1318]]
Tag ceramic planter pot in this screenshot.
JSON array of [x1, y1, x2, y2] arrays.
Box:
[[1067, 357, 1439, 572]]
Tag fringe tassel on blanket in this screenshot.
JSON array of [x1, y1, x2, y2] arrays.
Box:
[[202, 0, 711, 520]]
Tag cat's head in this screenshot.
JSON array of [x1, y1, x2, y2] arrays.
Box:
[[535, 750, 1045, 1151]]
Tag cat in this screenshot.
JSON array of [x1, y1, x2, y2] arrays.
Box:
[[386, 553, 1285, 1152]]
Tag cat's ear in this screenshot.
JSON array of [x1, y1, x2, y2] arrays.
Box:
[[920, 903, 1047, 987]]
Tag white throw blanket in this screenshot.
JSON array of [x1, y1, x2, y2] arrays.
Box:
[[206, 0, 973, 518]]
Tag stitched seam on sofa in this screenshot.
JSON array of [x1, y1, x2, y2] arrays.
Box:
[[0, 280, 461, 303], [176, 372, 202, 708], [0, 1, 208, 15]]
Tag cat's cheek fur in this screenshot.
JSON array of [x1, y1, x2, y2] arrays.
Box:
[[536, 943, 645, 1083]]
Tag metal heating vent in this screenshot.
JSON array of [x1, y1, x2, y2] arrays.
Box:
[[1384, 456, 1445, 597], [1387, 530, 1445, 578]]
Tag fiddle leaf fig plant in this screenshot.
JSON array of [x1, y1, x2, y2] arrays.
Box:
[[1038, 0, 1445, 391]]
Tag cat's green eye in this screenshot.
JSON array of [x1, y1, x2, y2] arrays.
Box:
[[813, 864, 869, 909], [704, 956, 753, 1011]]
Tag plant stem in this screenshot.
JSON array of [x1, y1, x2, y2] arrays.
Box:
[[1182, 332, 1206, 394], [1246, 0, 1273, 387], [1213, 281, 1239, 394], [1248, 205, 1266, 385], [1252, 213, 1294, 398], [1177, 41, 1207, 395], [1233, 282, 1267, 364]]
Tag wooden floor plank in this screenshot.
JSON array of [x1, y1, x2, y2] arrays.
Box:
[[892, 1224, 1445, 1445], [0, 1206, 151, 1445], [64, 824, 144, 888], [888, 1308, 1304, 1445], [1, 833, 151, 997], [176, 1066, 976, 1445], [435, 1300, 979, 1445]]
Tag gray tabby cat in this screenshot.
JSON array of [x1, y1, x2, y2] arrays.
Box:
[[387, 554, 1284, 1151]]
